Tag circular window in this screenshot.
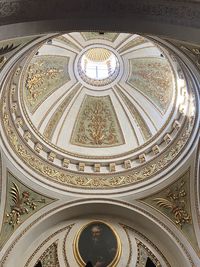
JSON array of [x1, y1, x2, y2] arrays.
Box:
[[78, 47, 120, 86]]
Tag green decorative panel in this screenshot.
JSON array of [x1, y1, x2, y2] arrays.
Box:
[[70, 95, 125, 147], [141, 169, 199, 253], [128, 58, 174, 113], [24, 55, 70, 113], [118, 36, 148, 54], [0, 172, 55, 249], [0, 36, 38, 69], [81, 32, 119, 42]]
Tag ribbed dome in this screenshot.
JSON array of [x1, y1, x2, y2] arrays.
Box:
[[84, 47, 112, 62], [1, 32, 195, 189], [21, 32, 177, 162]]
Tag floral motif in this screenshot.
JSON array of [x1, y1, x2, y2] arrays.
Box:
[[71, 95, 124, 147], [24, 55, 70, 113], [5, 182, 46, 228], [128, 58, 174, 113], [154, 180, 191, 228]]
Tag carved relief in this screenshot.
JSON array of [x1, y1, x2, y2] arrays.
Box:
[[0, 172, 55, 248], [70, 95, 125, 147], [141, 169, 200, 253], [5, 182, 46, 228], [24, 55, 70, 113], [2, 101, 194, 188], [153, 180, 191, 228], [128, 57, 174, 113]]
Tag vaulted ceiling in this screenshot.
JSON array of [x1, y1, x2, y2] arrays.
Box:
[[0, 2, 199, 267]]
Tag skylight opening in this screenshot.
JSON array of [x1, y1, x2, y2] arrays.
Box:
[[80, 48, 118, 80]]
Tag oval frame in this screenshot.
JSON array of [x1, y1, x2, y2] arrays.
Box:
[[73, 220, 122, 267]]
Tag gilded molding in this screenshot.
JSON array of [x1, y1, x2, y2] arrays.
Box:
[[0, 199, 194, 266], [2, 102, 195, 188], [136, 239, 161, 267], [25, 224, 74, 267], [16, 46, 179, 161], [121, 224, 170, 267]]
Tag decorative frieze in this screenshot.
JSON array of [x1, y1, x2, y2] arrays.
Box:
[[34, 143, 43, 153]]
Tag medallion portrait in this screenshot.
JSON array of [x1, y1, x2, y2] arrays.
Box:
[[74, 221, 121, 267]]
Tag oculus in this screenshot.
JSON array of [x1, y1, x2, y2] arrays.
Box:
[[78, 47, 120, 86]]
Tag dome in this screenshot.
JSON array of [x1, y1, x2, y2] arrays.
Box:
[[0, 3, 199, 267], [0, 32, 196, 191], [21, 33, 177, 159]]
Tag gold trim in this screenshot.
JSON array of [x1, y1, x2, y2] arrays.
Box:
[[121, 224, 170, 267], [0, 199, 194, 266], [25, 224, 73, 267], [15, 36, 178, 160], [73, 220, 121, 267]]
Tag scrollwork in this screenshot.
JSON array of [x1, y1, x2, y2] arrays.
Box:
[[153, 180, 191, 228]]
